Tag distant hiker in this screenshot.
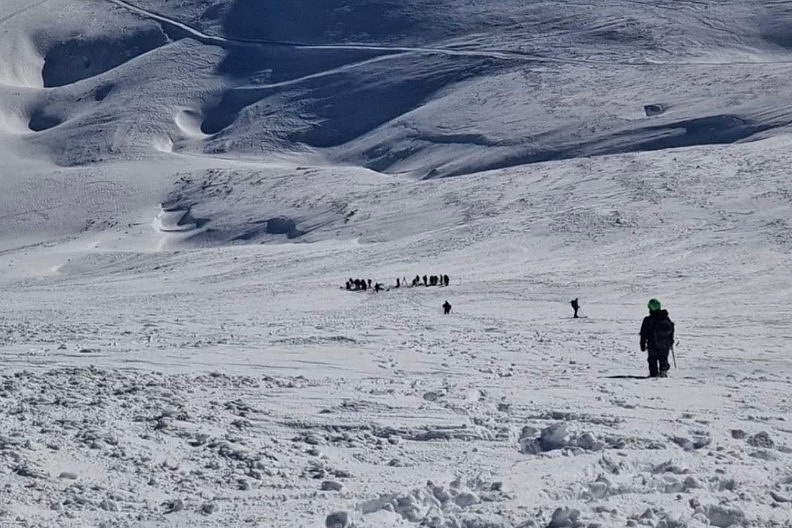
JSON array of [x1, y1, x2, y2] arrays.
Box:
[[640, 298, 675, 378], [443, 274, 449, 287], [367, 279, 372, 289], [361, 280, 367, 291], [396, 278, 400, 288], [412, 275, 420, 287], [353, 279, 360, 290], [375, 283, 381, 292], [570, 298, 579, 318], [442, 301, 452, 315], [346, 281, 351, 290], [430, 275, 437, 286], [422, 275, 428, 286]]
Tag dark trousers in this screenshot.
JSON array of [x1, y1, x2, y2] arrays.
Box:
[[647, 348, 670, 377]]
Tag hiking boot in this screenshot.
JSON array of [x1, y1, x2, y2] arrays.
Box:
[[658, 370, 668, 378]]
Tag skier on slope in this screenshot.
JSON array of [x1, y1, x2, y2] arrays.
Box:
[[640, 298, 675, 378]]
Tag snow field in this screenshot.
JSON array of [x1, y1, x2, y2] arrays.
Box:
[[1, 0, 792, 526]]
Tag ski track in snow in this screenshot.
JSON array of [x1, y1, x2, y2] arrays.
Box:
[[105, 0, 792, 68]]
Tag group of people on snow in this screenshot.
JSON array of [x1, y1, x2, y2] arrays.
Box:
[[406, 274, 450, 288], [346, 275, 674, 378], [345, 274, 450, 292], [346, 278, 386, 292]]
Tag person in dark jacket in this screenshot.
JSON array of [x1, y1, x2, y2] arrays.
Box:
[[442, 301, 452, 315], [570, 298, 580, 318], [640, 298, 674, 377]]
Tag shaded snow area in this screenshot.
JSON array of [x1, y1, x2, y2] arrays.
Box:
[[2, 0, 792, 527]]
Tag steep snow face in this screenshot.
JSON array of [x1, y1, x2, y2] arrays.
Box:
[[200, 0, 792, 176], [1, 2, 792, 528], [3, 1, 792, 177], [0, 0, 789, 246]]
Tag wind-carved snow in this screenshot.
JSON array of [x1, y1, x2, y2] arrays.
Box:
[[1, 1, 792, 527]]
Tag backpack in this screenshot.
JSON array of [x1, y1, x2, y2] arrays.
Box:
[[653, 317, 674, 350]]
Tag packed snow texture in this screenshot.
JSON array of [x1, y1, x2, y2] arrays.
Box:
[[1, 0, 792, 527]]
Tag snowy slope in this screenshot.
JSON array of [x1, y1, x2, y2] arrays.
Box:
[[1, 1, 792, 527]]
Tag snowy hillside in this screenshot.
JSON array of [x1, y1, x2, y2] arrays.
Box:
[[1, 1, 792, 527]]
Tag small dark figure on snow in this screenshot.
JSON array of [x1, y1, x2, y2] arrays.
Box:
[[396, 278, 400, 288], [360, 280, 367, 291], [367, 279, 372, 289], [442, 301, 452, 315], [346, 281, 351, 290], [570, 298, 579, 318], [640, 298, 675, 378], [443, 274, 449, 286], [353, 279, 361, 290], [412, 275, 420, 287], [374, 283, 381, 292], [430, 275, 438, 286], [422, 275, 428, 286]]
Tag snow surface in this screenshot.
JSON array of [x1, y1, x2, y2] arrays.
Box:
[[1, 0, 792, 527]]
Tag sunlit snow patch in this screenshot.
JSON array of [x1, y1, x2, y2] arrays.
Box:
[[174, 108, 210, 139], [0, 35, 43, 88], [154, 203, 198, 232]]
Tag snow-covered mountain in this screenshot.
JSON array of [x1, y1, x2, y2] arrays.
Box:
[[1, 1, 791, 527]]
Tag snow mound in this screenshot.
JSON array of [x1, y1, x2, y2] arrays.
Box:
[[359, 477, 506, 527], [174, 108, 209, 139], [702, 504, 746, 528], [155, 203, 198, 232]]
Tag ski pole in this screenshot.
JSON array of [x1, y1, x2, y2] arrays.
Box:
[[671, 345, 677, 369]]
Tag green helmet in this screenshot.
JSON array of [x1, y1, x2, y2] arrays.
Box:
[[648, 298, 661, 312]]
